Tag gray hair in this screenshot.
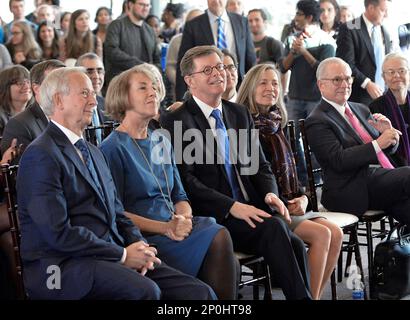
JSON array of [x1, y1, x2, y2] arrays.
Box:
[[382, 52, 409, 70], [316, 57, 351, 80], [75, 52, 103, 67], [39, 67, 86, 116]]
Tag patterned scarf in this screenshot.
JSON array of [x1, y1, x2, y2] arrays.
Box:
[[384, 89, 410, 165], [253, 106, 299, 199]]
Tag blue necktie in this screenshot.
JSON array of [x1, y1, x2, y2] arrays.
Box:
[[371, 26, 385, 89], [217, 17, 227, 50], [75, 139, 104, 199], [92, 108, 102, 145], [210, 109, 242, 201]]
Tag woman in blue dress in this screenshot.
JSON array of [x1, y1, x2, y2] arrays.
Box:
[[100, 64, 237, 300]]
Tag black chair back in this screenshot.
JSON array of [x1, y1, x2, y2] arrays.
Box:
[[1, 163, 25, 299], [84, 121, 119, 146]]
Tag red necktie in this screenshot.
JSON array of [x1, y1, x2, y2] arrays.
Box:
[[344, 105, 394, 169]]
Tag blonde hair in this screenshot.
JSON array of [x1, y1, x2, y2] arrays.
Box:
[[237, 63, 288, 127], [105, 64, 164, 121]]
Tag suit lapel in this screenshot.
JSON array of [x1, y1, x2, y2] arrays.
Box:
[[88, 147, 111, 214], [348, 103, 379, 139], [31, 103, 48, 132], [360, 17, 376, 66], [49, 123, 109, 213], [227, 13, 241, 59], [322, 100, 363, 144], [202, 11, 218, 45]]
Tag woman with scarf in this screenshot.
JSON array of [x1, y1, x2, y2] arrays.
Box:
[[237, 63, 342, 300], [369, 53, 410, 167]]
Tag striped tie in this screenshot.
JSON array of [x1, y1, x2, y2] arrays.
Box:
[[217, 17, 227, 50]]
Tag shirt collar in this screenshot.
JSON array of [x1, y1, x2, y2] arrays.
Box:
[[362, 13, 380, 34], [323, 96, 348, 116], [193, 95, 223, 120], [51, 120, 84, 145], [207, 9, 229, 24]]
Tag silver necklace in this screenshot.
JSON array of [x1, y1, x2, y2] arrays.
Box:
[[130, 135, 174, 215]]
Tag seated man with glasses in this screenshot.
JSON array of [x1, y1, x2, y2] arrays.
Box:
[[76, 53, 108, 145], [161, 45, 312, 300], [305, 57, 410, 226], [369, 53, 410, 167]]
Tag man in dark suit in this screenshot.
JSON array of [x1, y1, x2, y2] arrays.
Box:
[[305, 57, 410, 225], [0, 59, 65, 162], [104, 0, 160, 88], [76, 53, 108, 145], [17, 67, 216, 300], [161, 45, 311, 300], [175, 0, 256, 100], [336, 0, 392, 105]]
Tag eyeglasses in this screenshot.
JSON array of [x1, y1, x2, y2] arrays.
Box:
[[135, 2, 151, 8], [189, 63, 226, 76], [79, 89, 97, 99], [86, 67, 105, 75], [383, 68, 409, 77], [321, 76, 354, 86], [10, 79, 30, 88], [225, 64, 237, 73], [295, 11, 305, 17], [11, 31, 23, 36]]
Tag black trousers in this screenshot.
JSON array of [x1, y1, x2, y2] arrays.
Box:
[[367, 166, 410, 225], [224, 214, 311, 300]]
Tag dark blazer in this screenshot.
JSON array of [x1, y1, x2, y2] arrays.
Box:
[[160, 98, 277, 223], [175, 11, 256, 100], [336, 16, 392, 105], [305, 99, 398, 215], [103, 16, 161, 85], [96, 95, 107, 122], [17, 122, 143, 299], [0, 102, 48, 161]]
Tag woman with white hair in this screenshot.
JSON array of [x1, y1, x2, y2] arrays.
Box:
[[369, 53, 410, 166]]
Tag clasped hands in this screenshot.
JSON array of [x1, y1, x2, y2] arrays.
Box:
[[369, 113, 402, 149], [164, 214, 193, 241], [124, 241, 161, 275]]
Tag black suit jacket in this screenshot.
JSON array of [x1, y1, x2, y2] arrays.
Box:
[[336, 16, 392, 105], [175, 11, 256, 100], [160, 97, 278, 223], [305, 99, 398, 215], [96, 95, 107, 122], [0, 102, 48, 162]]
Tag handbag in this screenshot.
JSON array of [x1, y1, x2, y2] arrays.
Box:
[[373, 224, 410, 300]]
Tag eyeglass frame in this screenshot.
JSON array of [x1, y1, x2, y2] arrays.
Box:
[[320, 76, 355, 86], [85, 67, 105, 75], [10, 79, 30, 88], [189, 63, 227, 76], [382, 68, 409, 77], [224, 64, 237, 73]]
